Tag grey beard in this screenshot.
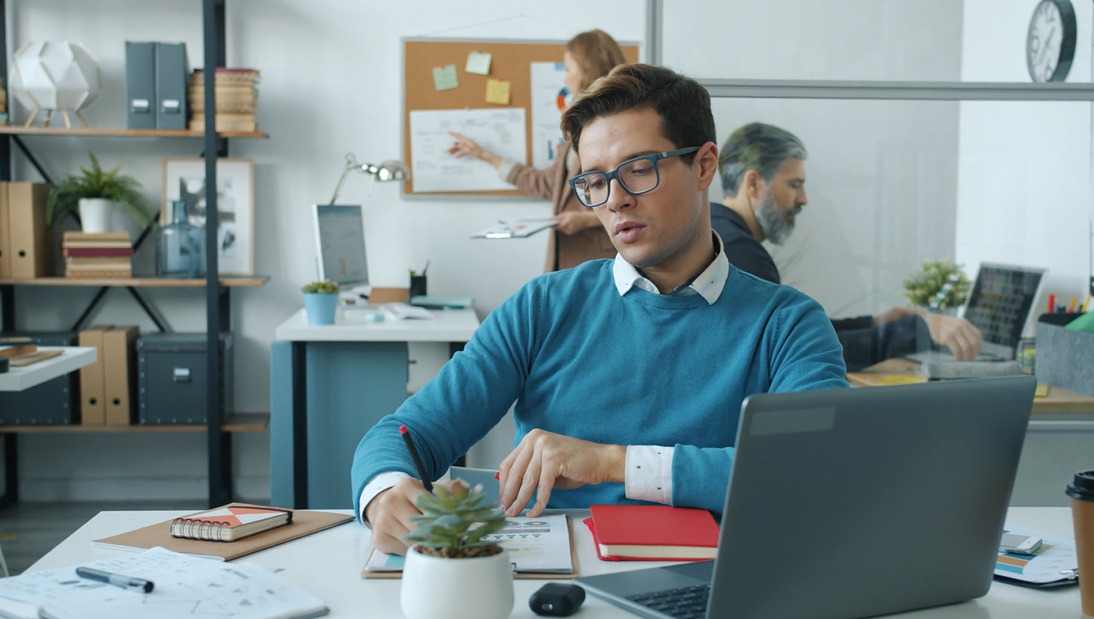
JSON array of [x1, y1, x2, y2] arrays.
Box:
[[754, 191, 797, 245]]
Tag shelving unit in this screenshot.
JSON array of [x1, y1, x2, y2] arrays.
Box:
[[0, 0, 267, 509]]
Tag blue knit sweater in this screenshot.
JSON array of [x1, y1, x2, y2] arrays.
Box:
[[351, 259, 847, 517]]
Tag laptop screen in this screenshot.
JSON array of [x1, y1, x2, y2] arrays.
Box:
[[962, 263, 1045, 353]]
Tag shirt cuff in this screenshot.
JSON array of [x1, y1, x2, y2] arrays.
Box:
[[359, 471, 412, 528], [624, 445, 674, 504], [497, 159, 517, 181]]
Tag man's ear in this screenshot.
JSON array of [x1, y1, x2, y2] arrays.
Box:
[[743, 169, 765, 200], [694, 142, 719, 191]]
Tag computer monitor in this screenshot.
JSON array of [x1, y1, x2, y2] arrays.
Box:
[[962, 262, 1046, 358], [312, 204, 370, 292]]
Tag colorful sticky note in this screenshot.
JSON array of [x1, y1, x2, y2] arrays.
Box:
[[485, 79, 511, 105], [432, 64, 458, 91], [466, 51, 492, 75]]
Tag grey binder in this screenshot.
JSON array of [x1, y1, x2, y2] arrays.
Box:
[[124, 42, 156, 129], [155, 42, 189, 129]]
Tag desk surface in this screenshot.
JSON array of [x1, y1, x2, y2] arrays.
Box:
[[847, 358, 1094, 415], [274, 307, 480, 342], [0, 346, 96, 392], [28, 507, 1081, 618]]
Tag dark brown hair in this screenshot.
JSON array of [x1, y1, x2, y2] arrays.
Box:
[[565, 29, 627, 92], [561, 63, 715, 165]]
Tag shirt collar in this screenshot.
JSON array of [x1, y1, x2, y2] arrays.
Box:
[[611, 232, 729, 305]]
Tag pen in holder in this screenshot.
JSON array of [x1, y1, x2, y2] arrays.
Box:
[[409, 272, 427, 298]]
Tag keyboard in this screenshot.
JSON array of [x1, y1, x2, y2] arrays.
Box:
[[381, 302, 435, 321], [626, 583, 710, 619]]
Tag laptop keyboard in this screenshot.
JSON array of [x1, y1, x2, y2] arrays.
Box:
[[626, 583, 710, 619]]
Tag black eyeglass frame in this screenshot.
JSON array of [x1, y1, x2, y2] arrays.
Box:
[[567, 146, 702, 208]]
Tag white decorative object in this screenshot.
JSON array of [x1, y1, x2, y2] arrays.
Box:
[[9, 41, 101, 128], [400, 546, 514, 619]]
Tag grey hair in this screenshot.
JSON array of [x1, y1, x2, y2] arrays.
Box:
[[719, 123, 807, 197]]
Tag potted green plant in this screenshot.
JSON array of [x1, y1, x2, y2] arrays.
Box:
[[46, 152, 155, 233], [301, 280, 340, 325], [400, 479, 513, 619], [902, 258, 972, 312]]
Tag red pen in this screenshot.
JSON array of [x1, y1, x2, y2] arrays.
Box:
[[1048, 294, 1055, 313]]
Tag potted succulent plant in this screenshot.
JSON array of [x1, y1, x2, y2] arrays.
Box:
[[902, 258, 971, 312], [400, 479, 513, 619], [301, 280, 340, 325], [46, 152, 155, 233]]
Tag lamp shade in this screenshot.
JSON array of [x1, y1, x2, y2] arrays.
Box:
[[328, 153, 410, 204], [10, 41, 101, 113]]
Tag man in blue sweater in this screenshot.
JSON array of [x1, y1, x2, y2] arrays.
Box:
[[354, 65, 848, 555], [713, 122, 983, 370]]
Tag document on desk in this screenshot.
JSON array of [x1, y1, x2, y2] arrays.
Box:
[[363, 512, 576, 579], [994, 523, 1078, 587], [472, 218, 558, 239], [0, 546, 329, 619]]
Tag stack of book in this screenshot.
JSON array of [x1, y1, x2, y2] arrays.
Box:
[[188, 67, 260, 132], [62, 232, 133, 278]]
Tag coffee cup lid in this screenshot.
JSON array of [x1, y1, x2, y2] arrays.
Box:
[[1066, 470, 1094, 501]]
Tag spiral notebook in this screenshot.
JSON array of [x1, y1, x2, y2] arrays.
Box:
[[170, 504, 293, 542]]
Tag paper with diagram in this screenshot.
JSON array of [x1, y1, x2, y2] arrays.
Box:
[[410, 108, 526, 192]]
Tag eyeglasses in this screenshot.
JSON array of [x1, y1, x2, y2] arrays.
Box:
[[568, 146, 701, 208]]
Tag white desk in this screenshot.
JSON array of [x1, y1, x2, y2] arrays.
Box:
[[271, 308, 480, 509], [0, 346, 96, 392], [25, 507, 1083, 618]]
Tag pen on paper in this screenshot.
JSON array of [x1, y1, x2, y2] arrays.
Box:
[[400, 424, 433, 492], [75, 566, 154, 593]]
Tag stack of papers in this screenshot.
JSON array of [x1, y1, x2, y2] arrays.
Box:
[[0, 547, 328, 619], [994, 523, 1079, 587]]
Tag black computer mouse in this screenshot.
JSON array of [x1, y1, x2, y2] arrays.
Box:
[[529, 582, 586, 616]]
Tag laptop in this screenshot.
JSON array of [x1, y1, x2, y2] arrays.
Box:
[[575, 376, 1036, 619], [906, 262, 1045, 363]]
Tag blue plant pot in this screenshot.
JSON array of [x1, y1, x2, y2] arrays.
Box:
[[304, 293, 338, 325]]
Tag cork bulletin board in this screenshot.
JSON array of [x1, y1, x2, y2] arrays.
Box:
[[403, 38, 639, 197]]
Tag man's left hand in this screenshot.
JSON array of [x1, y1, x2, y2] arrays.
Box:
[[498, 429, 625, 517]]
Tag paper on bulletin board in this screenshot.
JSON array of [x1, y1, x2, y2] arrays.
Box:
[[530, 61, 568, 169], [409, 108, 527, 192], [485, 79, 511, 105], [432, 64, 459, 91], [466, 51, 492, 75]]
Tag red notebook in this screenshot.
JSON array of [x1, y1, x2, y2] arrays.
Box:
[[585, 505, 720, 561]]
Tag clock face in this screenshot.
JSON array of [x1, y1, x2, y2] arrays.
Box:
[[1026, 0, 1077, 82]]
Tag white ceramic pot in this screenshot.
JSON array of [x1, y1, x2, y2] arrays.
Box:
[[400, 546, 514, 619], [78, 198, 115, 233]]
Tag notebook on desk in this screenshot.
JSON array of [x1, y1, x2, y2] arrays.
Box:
[[576, 376, 1036, 619], [906, 262, 1045, 364]]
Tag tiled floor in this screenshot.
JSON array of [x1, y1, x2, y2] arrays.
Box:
[[0, 500, 200, 575]]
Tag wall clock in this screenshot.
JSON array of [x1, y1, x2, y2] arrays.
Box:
[[1026, 0, 1077, 82]]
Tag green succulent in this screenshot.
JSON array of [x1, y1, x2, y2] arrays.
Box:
[[46, 152, 155, 228], [301, 280, 340, 294], [902, 258, 971, 310], [402, 479, 508, 558]]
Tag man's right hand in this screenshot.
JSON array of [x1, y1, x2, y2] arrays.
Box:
[[364, 477, 430, 555]]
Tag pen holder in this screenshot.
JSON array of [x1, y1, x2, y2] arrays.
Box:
[[409, 273, 427, 298]]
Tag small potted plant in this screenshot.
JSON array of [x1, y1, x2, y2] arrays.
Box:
[[301, 279, 340, 325], [902, 258, 971, 312], [46, 152, 155, 233], [400, 479, 514, 619]]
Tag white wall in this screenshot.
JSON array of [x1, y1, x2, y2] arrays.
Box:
[[957, 0, 1093, 316]]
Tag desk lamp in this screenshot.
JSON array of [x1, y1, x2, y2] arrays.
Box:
[[328, 153, 409, 204]]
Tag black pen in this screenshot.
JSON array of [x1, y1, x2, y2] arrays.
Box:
[[399, 424, 433, 492], [75, 566, 154, 593]]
